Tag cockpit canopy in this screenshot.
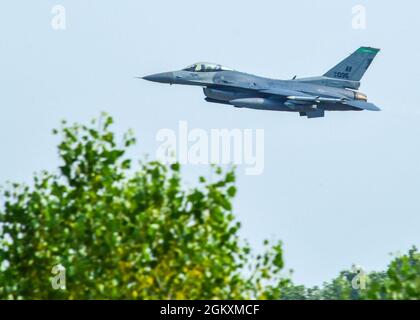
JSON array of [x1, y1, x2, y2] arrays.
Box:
[[182, 62, 234, 73]]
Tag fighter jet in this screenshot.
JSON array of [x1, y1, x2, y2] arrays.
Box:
[[142, 47, 380, 119]]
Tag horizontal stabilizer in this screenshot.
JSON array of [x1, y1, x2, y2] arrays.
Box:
[[345, 100, 381, 111]]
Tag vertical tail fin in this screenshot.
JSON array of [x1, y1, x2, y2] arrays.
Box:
[[323, 47, 380, 82]]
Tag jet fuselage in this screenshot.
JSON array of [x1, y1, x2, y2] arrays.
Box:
[[141, 47, 380, 119]]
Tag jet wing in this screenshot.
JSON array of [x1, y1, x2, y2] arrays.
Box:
[[344, 100, 381, 111], [260, 88, 346, 103], [260, 87, 381, 111], [259, 88, 310, 97], [287, 96, 346, 103]]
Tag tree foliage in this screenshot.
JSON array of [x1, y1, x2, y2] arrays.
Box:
[[0, 114, 287, 299], [363, 247, 420, 300], [0, 114, 418, 300], [281, 247, 420, 300]]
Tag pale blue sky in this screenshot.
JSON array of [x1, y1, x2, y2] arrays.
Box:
[[1, 0, 419, 286]]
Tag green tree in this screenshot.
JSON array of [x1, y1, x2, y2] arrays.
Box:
[[280, 271, 356, 300], [363, 247, 420, 300], [279, 284, 308, 300], [1, 113, 419, 300], [280, 248, 420, 300], [0, 114, 287, 299]]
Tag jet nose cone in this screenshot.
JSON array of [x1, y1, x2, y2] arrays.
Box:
[[142, 72, 174, 84]]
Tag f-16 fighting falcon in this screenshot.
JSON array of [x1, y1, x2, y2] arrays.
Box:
[[141, 47, 380, 119]]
